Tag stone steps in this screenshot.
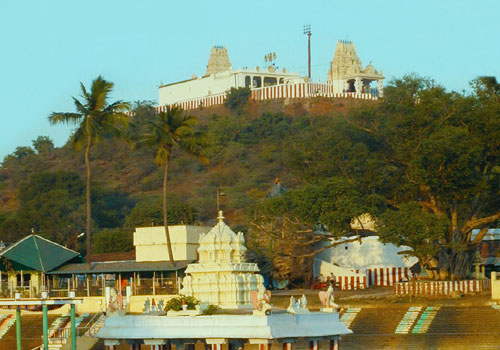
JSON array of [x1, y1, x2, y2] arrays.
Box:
[[0, 314, 59, 350]]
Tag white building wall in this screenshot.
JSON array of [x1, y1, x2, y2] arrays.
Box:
[[316, 236, 417, 270], [159, 72, 236, 105], [159, 69, 303, 106]]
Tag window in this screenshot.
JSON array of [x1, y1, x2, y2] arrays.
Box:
[[264, 77, 277, 87], [253, 76, 262, 88]]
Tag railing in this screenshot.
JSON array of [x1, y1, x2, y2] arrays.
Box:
[[28, 346, 43, 350], [49, 313, 104, 344], [82, 312, 103, 336], [394, 279, 490, 296], [0, 275, 179, 298], [157, 82, 380, 111], [49, 327, 93, 344]]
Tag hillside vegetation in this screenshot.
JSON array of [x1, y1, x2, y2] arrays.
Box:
[[1, 75, 499, 283], [0, 94, 366, 251]]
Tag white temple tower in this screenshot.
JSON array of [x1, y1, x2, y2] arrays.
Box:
[[180, 211, 264, 308], [327, 40, 384, 96], [205, 46, 232, 76]]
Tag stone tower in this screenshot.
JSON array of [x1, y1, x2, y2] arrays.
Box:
[[180, 211, 264, 309], [327, 40, 363, 81], [205, 46, 232, 76], [327, 40, 384, 96]]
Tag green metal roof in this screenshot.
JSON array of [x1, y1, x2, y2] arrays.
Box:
[[0, 235, 81, 272]]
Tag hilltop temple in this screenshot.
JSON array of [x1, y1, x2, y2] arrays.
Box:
[[158, 40, 384, 109], [327, 40, 384, 96]]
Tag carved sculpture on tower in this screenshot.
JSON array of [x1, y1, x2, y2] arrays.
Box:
[[326, 40, 384, 96], [205, 46, 232, 76], [180, 211, 265, 308]]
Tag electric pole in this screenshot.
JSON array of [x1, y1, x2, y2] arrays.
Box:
[[303, 24, 312, 79]]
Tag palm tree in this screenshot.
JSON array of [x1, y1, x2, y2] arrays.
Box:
[[138, 106, 206, 263], [49, 76, 130, 264]]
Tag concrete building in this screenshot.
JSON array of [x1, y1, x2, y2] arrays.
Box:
[[159, 46, 303, 106], [134, 225, 210, 262], [158, 42, 383, 110]]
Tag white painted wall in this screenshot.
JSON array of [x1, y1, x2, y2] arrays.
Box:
[[316, 236, 417, 270], [158, 68, 303, 105]]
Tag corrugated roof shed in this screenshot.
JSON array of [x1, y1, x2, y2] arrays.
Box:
[[47, 260, 191, 274], [0, 235, 81, 272]]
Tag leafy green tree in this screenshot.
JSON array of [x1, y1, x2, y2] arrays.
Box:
[[248, 177, 375, 285], [224, 87, 251, 114], [32, 136, 54, 154], [137, 106, 206, 262], [16, 171, 86, 243], [49, 76, 130, 263], [93, 228, 133, 254], [351, 75, 500, 279], [125, 197, 198, 228], [13, 146, 35, 161]]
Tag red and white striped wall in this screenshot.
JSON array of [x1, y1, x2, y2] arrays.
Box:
[[314, 259, 367, 290], [155, 82, 379, 112], [367, 267, 411, 287], [394, 280, 490, 297], [336, 273, 368, 291]]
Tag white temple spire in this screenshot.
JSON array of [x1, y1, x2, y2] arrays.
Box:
[[217, 210, 225, 222]]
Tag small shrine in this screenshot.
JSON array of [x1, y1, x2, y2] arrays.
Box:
[[180, 211, 265, 308], [96, 210, 351, 350]]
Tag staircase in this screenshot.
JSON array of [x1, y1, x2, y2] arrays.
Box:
[[339, 307, 361, 328], [340, 306, 500, 349], [0, 314, 58, 350]]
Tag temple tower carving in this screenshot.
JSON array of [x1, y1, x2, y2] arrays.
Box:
[[180, 211, 264, 308], [327, 40, 384, 96], [205, 46, 232, 76]]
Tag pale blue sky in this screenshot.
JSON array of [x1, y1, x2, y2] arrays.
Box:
[[1, 0, 499, 161]]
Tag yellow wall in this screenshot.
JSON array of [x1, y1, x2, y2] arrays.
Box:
[[76, 296, 106, 314], [492, 272, 500, 300], [134, 225, 210, 262]]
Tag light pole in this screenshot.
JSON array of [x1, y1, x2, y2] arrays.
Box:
[[42, 291, 48, 350], [70, 291, 77, 350], [303, 25, 312, 79]]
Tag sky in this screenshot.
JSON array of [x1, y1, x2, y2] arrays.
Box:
[[1, 0, 499, 161]]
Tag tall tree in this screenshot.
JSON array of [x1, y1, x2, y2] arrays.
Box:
[[248, 177, 376, 285], [49, 76, 129, 264], [350, 75, 500, 279], [138, 106, 206, 263]]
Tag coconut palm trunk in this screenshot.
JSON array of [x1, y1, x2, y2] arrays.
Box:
[[163, 152, 174, 263], [138, 106, 206, 264], [85, 134, 92, 265], [49, 76, 130, 266]]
